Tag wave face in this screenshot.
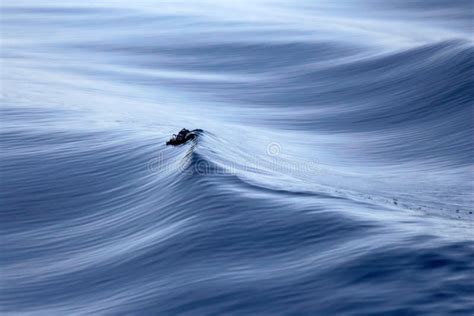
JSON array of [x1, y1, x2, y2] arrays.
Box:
[[1, 1, 473, 314]]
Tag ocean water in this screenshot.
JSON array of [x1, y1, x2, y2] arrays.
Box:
[[1, 0, 473, 314]]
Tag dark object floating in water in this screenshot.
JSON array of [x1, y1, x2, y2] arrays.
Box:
[[166, 128, 201, 146]]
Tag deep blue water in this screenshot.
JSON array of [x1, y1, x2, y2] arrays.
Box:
[[1, 1, 473, 315]]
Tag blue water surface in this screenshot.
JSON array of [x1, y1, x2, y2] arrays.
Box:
[[1, 0, 473, 315]]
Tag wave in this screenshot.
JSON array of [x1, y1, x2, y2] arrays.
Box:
[[1, 0, 473, 315]]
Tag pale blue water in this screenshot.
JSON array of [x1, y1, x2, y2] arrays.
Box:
[[1, 1, 473, 315]]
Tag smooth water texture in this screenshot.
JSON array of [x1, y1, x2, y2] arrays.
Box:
[[1, 1, 473, 315]]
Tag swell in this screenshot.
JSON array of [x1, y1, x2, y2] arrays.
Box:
[[1, 1, 474, 315], [44, 35, 474, 168], [2, 120, 473, 314]]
